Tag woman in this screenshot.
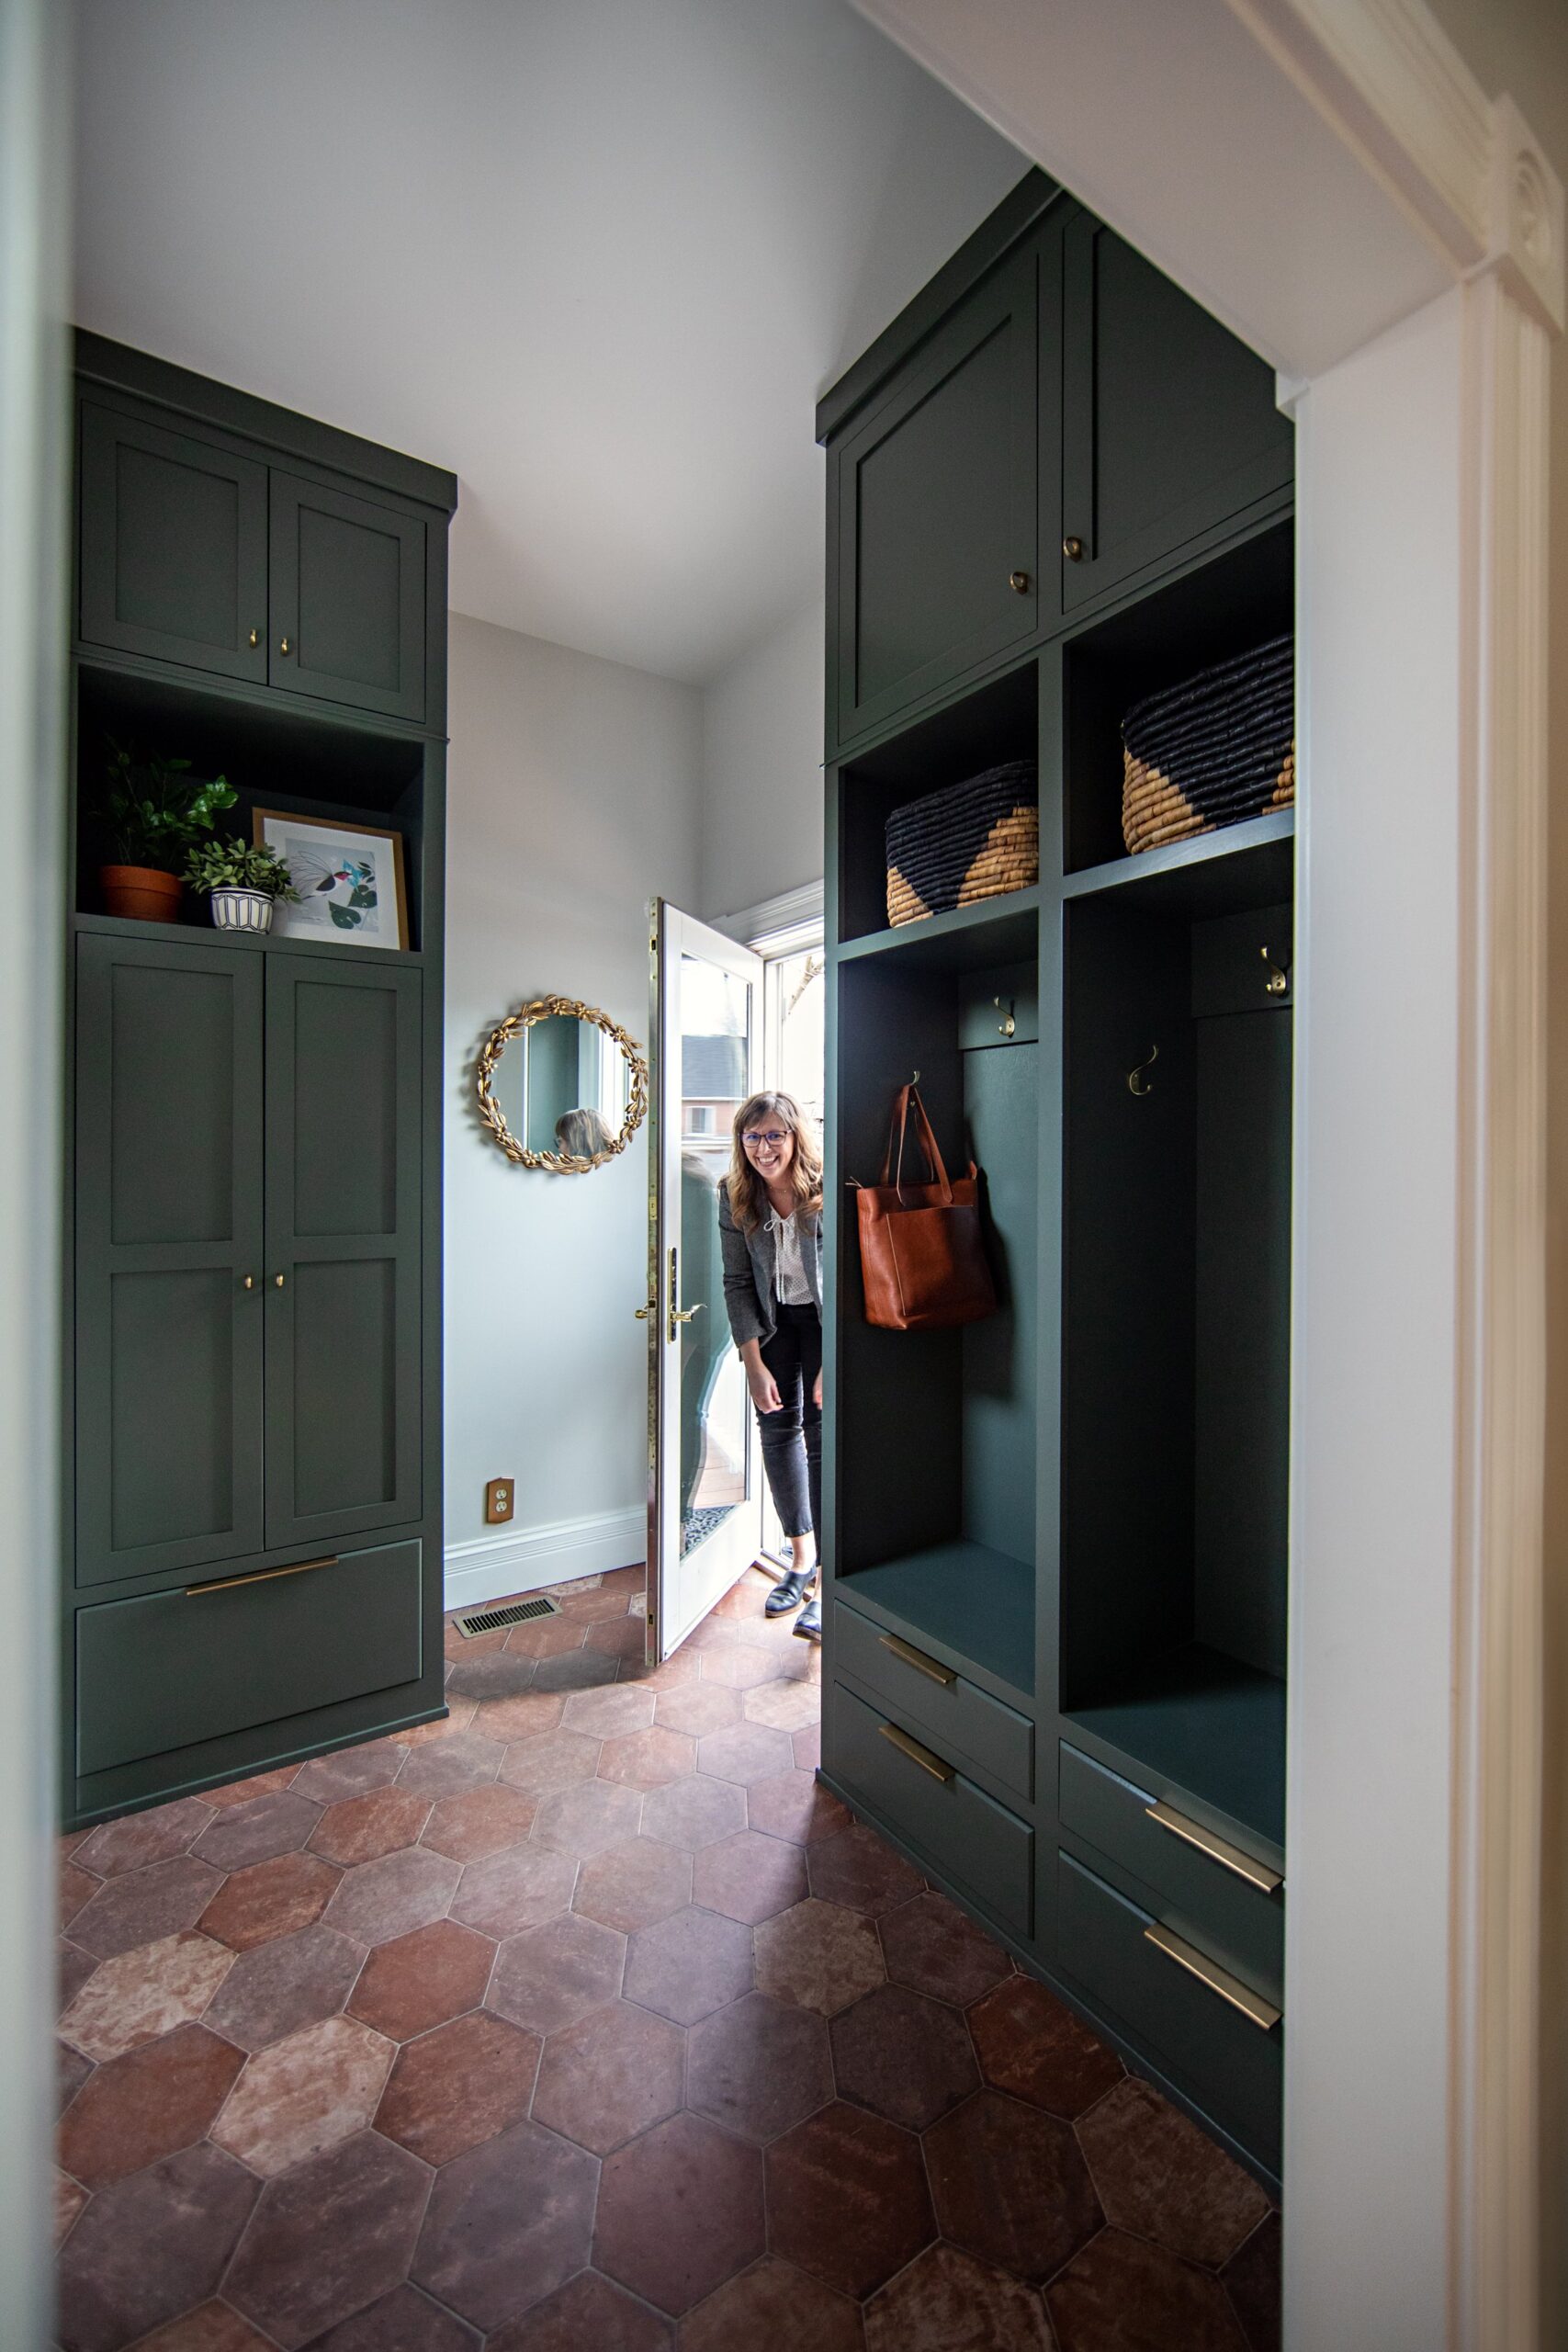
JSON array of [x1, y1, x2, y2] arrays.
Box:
[[717, 1091, 824, 1639]]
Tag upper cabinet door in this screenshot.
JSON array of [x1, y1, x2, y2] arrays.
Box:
[[834, 245, 1041, 748], [269, 472, 427, 723], [78, 402, 269, 683], [1060, 216, 1292, 614], [74, 937, 267, 1587], [263, 959, 423, 1551]]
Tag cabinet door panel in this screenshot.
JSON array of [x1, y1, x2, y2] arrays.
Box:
[[270, 472, 426, 721], [78, 402, 269, 682], [265, 959, 422, 1546], [1061, 217, 1292, 612], [75, 939, 265, 1584], [836, 246, 1039, 744]]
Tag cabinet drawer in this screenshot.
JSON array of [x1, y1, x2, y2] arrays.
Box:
[[76, 1539, 423, 1775], [1059, 1743, 1282, 2003], [1057, 1849, 1280, 2171], [831, 1682, 1032, 1936], [836, 1600, 1032, 1801]]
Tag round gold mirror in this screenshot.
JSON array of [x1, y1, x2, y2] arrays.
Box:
[[476, 996, 649, 1173]]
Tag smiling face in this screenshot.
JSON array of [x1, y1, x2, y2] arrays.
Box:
[[742, 1116, 795, 1186]]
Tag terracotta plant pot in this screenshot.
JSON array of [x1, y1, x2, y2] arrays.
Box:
[[100, 865, 182, 923]]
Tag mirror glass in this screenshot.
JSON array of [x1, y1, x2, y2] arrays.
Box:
[[488, 1012, 631, 1160]]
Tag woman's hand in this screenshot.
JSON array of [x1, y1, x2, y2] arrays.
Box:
[[813, 1367, 823, 1408], [747, 1363, 784, 1415]]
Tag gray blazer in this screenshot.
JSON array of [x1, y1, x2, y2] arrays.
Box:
[[717, 1182, 823, 1349]]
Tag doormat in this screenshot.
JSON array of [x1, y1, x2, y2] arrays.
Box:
[[452, 1594, 561, 1638]]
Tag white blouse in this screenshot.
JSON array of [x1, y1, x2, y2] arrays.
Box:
[[766, 1207, 814, 1306]]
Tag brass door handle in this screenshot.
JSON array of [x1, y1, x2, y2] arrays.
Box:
[[1144, 1923, 1280, 2031], [634, 1304, 654, 1322], [242, 1274, 255, 1291], [279, 637, 291, 656], [248, 628, 260, 648], [273, 1273, 286, 1289], [1063, 536, 1085, 561], [671, 1304, 705, 1328], [1009, 570, 1031, 594]]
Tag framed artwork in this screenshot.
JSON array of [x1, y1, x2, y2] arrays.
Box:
[[253, 808, 409, 951]]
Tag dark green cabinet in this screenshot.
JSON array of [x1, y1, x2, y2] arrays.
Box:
[[74, 936, 266, 1585], [78, 403, 270, 684], [1060, 214, 1292, 613], [270, 472, 427, 723], [833, 244, 1041, 746], [264, 959, 423, 1544], [74, 937, 423, 1580]]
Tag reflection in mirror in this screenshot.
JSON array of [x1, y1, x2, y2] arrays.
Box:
[[476, 996, 648, 1172]]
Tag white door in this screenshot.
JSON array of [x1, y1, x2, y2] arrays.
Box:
[[645, 901, 765, 1661]]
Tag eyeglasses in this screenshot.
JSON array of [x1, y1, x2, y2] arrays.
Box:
[[743, 1130, 788, 1148]]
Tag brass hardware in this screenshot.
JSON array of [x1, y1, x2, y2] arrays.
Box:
[[1063, 535, 1085, 561], [634, 1304, 654, 1322], [879, 1632, 957, 1688], [1145, 1802, 1283, 1894], [273, 1272, 286, 1288], [1128, 1043, 1158, 1097], [475, 995, 649, 1174], [878, 1721, 954, 1782], [995, 996, 1016, 1039], [248, 628, 260, 648], [1261, 945, 1289, 997], [1144, 1923, 1280, 2030], [667, 1245, 705, 1342], [242, 1274, 255, 1290], [186, 1554, 336, 1598], [279, 637, 291, 655], [1009, 570, 1031, 594]]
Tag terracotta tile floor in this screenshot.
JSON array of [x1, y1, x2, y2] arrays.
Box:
[[54, 1563, 1281, 2351]]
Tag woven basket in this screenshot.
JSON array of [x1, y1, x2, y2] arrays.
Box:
[[1122, 635, 1294, 855], [886, 761, 1038, 928]]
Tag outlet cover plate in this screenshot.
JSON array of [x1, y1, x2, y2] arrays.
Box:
[[485, 1477, 514, 1525]]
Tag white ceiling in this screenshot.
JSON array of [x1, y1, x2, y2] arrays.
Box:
[[73, 0, 1025, 685]]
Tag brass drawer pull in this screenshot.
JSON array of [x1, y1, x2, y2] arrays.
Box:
[[879, 1632, 956, 1688], [187, 1555, 337, 1599], [1144, 1923, 1280, 2032], [878, 1721, 954, 1783], [1145, 1802, 1282, 1894]]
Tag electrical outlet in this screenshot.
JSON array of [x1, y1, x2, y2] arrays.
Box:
[[485, 1477, 514, 1525]]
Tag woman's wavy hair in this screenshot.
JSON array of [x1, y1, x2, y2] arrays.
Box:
[[725, 1091, 823, 1236]]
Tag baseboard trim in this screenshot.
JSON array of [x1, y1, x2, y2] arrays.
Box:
[[444, 1508, 646, 1611]]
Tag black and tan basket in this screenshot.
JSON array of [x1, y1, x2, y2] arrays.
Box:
[[886, 761, 1039, 928], [1121, 635, 1294, 855]]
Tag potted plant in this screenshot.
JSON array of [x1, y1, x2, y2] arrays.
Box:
[[94, 739, 238, 922], [183, 837, 299, 934]]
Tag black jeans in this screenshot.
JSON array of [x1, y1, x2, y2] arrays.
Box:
[[755, 1303, 822, 1556]]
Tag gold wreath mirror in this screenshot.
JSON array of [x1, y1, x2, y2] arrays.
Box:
[[477, 997, 649, 1173]]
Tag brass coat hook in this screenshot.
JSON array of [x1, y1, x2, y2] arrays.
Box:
[[1261, 946, 1289, 997], [1128, 1044, 1158, 1097], [995, 997, 1016, 1039]]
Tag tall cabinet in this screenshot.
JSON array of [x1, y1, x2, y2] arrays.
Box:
[[818, 174, 1295, 2187], [64, 334, 455, 1826]]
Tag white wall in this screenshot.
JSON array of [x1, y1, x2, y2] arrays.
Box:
[[443, 615, 701, 1607], [699, 597, 824, 922]]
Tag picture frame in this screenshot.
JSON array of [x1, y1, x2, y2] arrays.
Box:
[[252, 808, 410, 952]]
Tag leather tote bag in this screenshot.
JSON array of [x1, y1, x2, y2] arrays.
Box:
[[855, 1084, 997, 1331]]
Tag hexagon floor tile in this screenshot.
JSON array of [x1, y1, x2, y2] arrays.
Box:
[[54, 1565, 1280, 2350]]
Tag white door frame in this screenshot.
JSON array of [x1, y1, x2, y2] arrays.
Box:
[[852, 5, 1561, 2346]]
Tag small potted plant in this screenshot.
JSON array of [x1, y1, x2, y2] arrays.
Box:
[[95, 739, 238, 922], [183, 837, 300, 933]]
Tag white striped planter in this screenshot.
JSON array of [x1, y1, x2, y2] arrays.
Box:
[[209, 888, 274, 934]]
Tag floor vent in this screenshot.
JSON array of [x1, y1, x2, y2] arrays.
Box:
[[453, 1595, 561, 1638]]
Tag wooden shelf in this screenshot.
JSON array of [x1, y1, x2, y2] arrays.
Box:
[[834, 887, 1040, 974], [838, 1539, 1034, 1701], [1063, 1642, 1286, 1851], [1062, 809, 1293, 920]]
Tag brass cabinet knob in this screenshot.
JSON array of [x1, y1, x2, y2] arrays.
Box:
[[279, 638, 291, 656], [248, 628, 260, 648], [1009, 570, 1031, 594], [1063, 536, 1085, 561], [274, 1272, 286, 1289], [242, 1274, 255, 1290]]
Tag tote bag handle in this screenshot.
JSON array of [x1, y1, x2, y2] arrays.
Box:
[[878, 1084, 953, 1206]]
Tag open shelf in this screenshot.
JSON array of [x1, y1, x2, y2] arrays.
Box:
[[834, 885, 1039, 973], [1064, 1643, 1285, 1849], [840, 1539, 1034, 1700], [1063, 809, 1293, 919]]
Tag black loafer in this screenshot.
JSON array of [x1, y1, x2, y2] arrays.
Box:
[[765, 1567, 812, 1617], [794, 1592, 821, 1641]]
